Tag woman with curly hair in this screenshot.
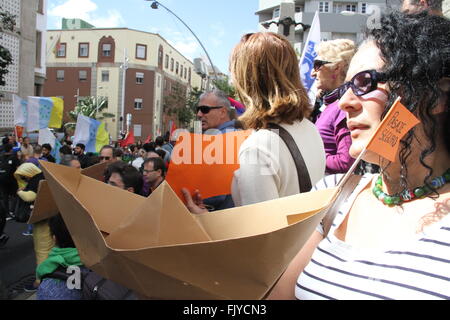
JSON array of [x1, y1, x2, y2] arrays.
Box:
[[269, 11, 450, 300]]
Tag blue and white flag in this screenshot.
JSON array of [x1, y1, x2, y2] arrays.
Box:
[[299, 11, 321, 104], [13, 95, 64, 132], [73, 115, 109, 153]]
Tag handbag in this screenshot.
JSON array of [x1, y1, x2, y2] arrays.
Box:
[[268, 123, 312, 193], [14, 198, 33, 223]]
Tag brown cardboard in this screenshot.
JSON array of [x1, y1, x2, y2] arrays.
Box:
[[40, 161, 339, 300], [79, 161, 109, 182], [27, 180, 60, 224], [27, 161, 110, 224]]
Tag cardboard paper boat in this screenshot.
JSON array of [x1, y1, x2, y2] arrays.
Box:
[[28, 161, 109, 224], [40, 161, 338, 300]]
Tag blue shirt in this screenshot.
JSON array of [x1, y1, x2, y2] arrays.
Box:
[[217, 119, 239, 133]]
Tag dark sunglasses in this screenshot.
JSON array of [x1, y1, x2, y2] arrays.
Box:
[[99, 156, 111, 161], [313, 59, 332, 71], [196, 106, 224, 114], [337, 69, 387, 99]]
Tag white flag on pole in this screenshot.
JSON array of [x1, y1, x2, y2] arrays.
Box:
[[299, 11, 321, 104], [38, 128, 56, 148], [13, 94, 27, 126]]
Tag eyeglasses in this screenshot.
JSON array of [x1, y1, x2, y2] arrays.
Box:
[[313, 59, 332, 71], [337, 69, 387, 99], [143, 169, 156, 174], [196, 106, 224, 114], [99, 156, 111, 161]]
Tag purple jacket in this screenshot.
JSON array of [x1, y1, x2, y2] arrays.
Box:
[[315, 100, 355, 174]]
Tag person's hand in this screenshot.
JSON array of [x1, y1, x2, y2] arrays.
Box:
[[181, 188, 208, 214]]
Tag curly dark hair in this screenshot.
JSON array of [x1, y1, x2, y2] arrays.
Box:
[[366, 11, 450, 191]]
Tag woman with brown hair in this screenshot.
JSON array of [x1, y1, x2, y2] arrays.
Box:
[[229, 32, 325, 206], [183, 33, 325, 211]]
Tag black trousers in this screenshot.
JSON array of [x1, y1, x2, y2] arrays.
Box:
[[0, 180, 17, 235]]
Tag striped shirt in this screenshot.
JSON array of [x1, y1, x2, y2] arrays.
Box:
[[296, 174, 450, 300]]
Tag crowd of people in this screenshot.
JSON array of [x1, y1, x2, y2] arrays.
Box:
[[0, 4, 449, 300]]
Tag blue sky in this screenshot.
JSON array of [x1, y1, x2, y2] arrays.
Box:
[[47, 0, 260, 74]]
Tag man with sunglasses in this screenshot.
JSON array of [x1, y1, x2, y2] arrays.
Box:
[[197, 89, 238, 134], [99, 145, 115, 164], [194, 89, 240, 211]]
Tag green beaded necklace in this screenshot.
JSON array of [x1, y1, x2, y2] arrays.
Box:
[[372, 168, 450, 206]]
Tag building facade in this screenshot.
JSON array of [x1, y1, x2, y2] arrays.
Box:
[[44, 21, 202, 141], [0, 0, 47, 130], [256, 0, 387, 52]]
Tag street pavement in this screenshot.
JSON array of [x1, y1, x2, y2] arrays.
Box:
[[0, 217, 37, 300]]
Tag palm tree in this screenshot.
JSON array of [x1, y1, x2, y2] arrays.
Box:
[[65, 96, 114, 130]]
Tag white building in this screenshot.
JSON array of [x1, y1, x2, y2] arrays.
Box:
[[0, 0, 47, 130], [256, 0, 388, 53]]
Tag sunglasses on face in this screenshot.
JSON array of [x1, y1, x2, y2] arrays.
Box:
[[99, 156, 111, 161], [313, 59, 332, 71], [337, 69, 387, 99], [196, 106, 224, 114]]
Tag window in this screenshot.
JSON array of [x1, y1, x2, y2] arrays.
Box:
[[134, 125, 142, 137], [273, 8, 280, 19], [295, 6, 304, 13], [361, 3, 367, 13], [136, 72, 144, 84], [56, 70, 65, 81], [79, 70, 87, 81], [180, 66, 183, 78], [176, 62, 179, 75], [158, 47, 163, 67], [101, 70, 109, 82], [102, 43, 111, 56], [346, 4, 357, 12], [165, 54, 169, 69], [170, 58, 174, 72], [79, 43, 89, 57], [37, 0, 44, 14], [136, 44, 147, 59], [56, 43, 66, 57], [36, 32, 42, 68], [188, 68, 191, 82], [134, 98, 143, 110], [319, 2, 330, 12]]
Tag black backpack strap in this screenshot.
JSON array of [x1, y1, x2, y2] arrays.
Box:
[[40, 266, 71, 282], [268, 123, 312, 193]]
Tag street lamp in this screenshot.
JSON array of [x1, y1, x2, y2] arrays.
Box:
[[145, 0, 218, 80], [262, 16, 311, 37]]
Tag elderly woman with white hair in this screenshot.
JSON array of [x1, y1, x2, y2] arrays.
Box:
[[312, 39, 357, 174]]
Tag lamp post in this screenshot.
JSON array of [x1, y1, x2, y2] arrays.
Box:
[[262, 17, 311, 37], [145, 0, 218, 80]]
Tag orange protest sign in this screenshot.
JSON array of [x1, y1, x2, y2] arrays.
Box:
[[366, 97, 420, 162], [166, 130, 252, 201]]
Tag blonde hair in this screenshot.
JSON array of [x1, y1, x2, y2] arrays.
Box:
[[317, 39, 356, 83], [230, 32, 310, 130]]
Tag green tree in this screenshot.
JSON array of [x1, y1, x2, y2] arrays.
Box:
[[65, 96, 114, 129], [0, 7, 16, 87], [213, 77, 236, 99]]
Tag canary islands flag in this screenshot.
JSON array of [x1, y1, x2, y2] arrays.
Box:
[[13, 95, 64, 132], [73, 115, 109, 153]]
